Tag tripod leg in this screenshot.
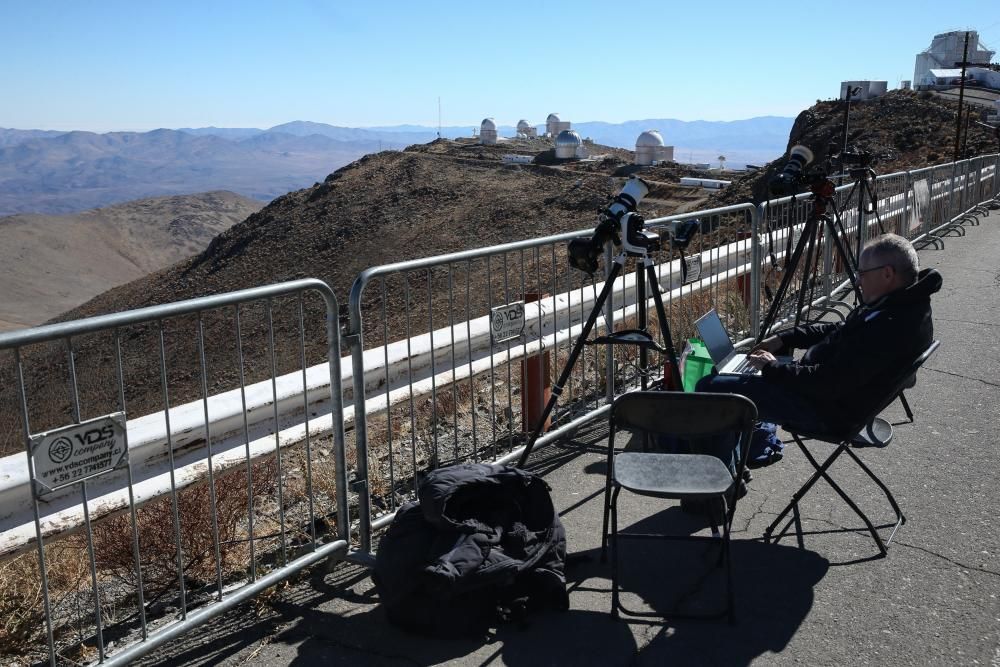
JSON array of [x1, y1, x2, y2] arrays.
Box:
[[644, 259, 682, 389], [517, 260, 624, 468], [825, 215, 863, 300], [865, 178, 887, 235], [637, 261, 648, 390], [792, 218, 819, 328], [756, 216, 817, 343]]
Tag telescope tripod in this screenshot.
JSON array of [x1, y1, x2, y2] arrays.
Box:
[[841, 166, 888, 262], [759, 178, 907, 446], [517, 251, 682, 468], [757, 181, 862, 342]]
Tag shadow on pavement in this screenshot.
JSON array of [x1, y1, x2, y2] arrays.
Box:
[[276, 513, 827, 666]]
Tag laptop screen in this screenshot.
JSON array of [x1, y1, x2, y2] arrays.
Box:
[[695, 310, 735, 365]]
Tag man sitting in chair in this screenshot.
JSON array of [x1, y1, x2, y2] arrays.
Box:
[[697, 233, 942, 434]]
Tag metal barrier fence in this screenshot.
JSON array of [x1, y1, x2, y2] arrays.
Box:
[[0, 153, 996, 664], [0, 279, 347, 666], [346, 154, 1000, 555]]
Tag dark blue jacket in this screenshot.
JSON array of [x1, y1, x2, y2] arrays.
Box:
[[762, 267, 942, 426]]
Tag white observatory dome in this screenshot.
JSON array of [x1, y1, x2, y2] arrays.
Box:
[[479, 117, 498, 145], [636, 130, 665, 148], [555, 129, 582, 159], [635, 130, 667, 166], [517, 119, 531, 132], [545, 113, 566, 137]]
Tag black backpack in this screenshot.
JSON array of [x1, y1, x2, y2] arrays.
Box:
[[372, 463, 569, 637]]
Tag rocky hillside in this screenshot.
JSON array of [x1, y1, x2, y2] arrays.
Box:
[[710, 89, 1000, 206], [0, 191, 262, 331], [56, 138, 716, 321]]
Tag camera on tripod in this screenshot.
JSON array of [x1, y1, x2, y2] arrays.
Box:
[[567, 176, 660, 274], [767, 145, 820, 197], [835, 148, 873, 168], [831, 145, 875, 179]]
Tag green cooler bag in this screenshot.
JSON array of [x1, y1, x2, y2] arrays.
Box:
[[681, 337, 714, 392]]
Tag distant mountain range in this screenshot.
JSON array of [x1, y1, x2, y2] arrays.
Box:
[[0, 116, 793, 215], [0, 190, 262, 330]]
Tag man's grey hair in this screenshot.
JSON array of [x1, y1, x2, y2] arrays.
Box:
[[862, 233, 919, 284]]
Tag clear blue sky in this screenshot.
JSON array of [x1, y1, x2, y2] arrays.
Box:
[[1, 0, 998, 132]]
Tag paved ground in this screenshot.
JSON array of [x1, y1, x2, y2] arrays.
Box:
[[140, 208, 1000, 667]]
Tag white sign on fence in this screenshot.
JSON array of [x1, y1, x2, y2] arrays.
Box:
[[683, 255, 703, 284], [30, 413, 128, 495], [490, 301, 526, 344]]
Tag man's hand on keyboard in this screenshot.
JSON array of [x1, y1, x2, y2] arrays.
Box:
[[747, 350, 776, 369]]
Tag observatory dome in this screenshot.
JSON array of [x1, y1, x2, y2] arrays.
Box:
[[517, 120, 532, 132], [636, 130, 665, 147], [546, 113, 561, 123], [555, 129, 583, 159], [479, 117, 498, 145], [635, 129, 669, 165], [555, 129, 582, 146]]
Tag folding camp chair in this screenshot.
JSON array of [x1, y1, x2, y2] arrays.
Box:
[[600, 391, 757, 622], [764, 340, 940, 556]]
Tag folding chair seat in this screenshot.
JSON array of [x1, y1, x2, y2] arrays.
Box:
[[764, 340, 940, 556], [600, 391, 757, 622]]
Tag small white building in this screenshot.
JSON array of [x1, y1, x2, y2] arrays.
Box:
[[555, 129, 584, 159], [968, 67, 1000, 91], [925, 68, 966, 87], [633, 130, 675, 165], [900, 80, 912, 90], [915, 31, 995, 89], [680, 177, 730, 190], [840, 81, 888, 101], [516, 120, 538, 138], [480, 118, 498, 145]]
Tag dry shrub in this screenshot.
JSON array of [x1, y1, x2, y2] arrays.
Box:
[[0, 541, 89, 660], [91, 459, 277, 597]]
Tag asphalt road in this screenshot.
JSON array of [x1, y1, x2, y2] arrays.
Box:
[[139, 206, 1000, 667]]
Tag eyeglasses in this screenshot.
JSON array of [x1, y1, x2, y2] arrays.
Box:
[[857, 264, 890, 276]]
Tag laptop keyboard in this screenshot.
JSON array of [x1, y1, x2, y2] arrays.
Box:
[[733, 358, 757, 375]]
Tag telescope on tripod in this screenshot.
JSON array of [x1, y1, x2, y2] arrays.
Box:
[[757, 143, 886, 341], [517, 176, 684, 467]]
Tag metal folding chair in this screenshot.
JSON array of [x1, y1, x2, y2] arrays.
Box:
[[600, 391, 757, 622], [765, 340, 940, 556]]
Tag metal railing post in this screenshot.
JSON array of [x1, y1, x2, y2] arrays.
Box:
[[902, 169, 911, 239], [604, 244, 615, 402], [346, 288, 374, 554], [751, 204, 763, 338]]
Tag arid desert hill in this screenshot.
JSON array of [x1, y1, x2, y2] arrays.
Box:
[[0, 190, 263, 331]]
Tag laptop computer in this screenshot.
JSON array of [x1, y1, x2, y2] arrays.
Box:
[[694, 309, 787, 376]]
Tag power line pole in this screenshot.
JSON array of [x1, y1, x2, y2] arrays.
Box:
[[954, 31, 970, 161]]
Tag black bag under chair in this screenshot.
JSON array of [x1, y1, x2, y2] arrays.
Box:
[[372, 463, 569, 637]]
